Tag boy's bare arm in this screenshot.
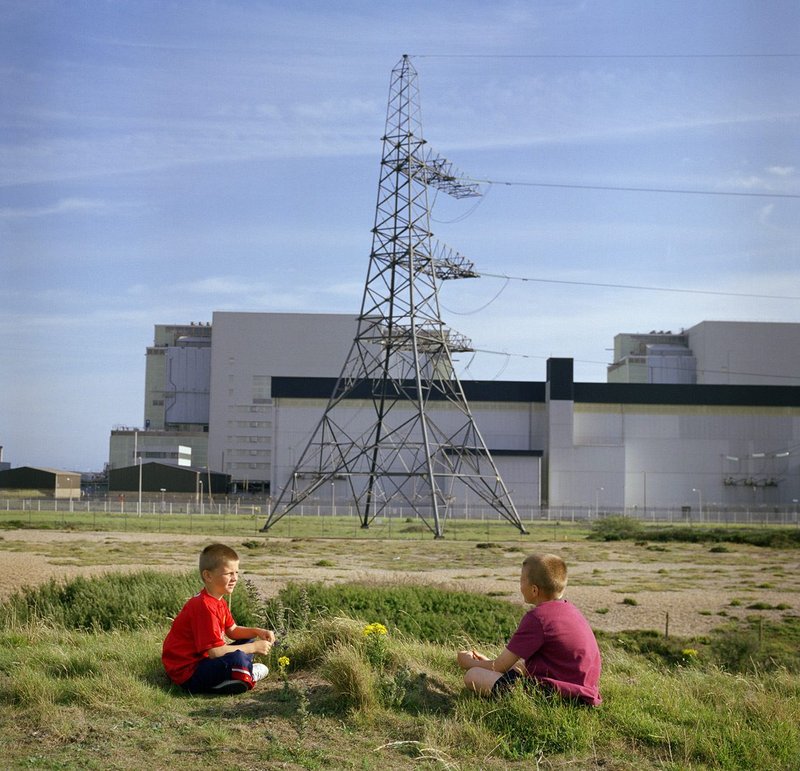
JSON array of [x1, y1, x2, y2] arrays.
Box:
[[206, 637, 273, 658], [457, 647, 519, 673], [227, 624, 276, 643]]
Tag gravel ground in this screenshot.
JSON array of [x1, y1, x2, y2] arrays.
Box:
[[1, 528, 798, 638]]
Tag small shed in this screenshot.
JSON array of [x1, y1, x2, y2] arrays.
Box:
[[108, 462, 229, 495], [0, 466, 82, 499]]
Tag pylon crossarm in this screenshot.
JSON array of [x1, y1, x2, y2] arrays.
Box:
[[429, 241, 479, 279], [405, 150, 482, 199]]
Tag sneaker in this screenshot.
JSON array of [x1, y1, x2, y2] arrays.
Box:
[[211, 679, 249, 695], [252, 663, 269, 682]]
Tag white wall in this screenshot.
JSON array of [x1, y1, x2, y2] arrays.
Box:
[[564, 403, 800, 509], [270, 397, 542, 509], [689, 321, 800, 385], [208, 312, 358, 480]]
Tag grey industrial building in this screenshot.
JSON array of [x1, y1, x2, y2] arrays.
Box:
[[0, 466, 82, 499], [108, 462, 229, 496], [108, 314, 800, 512]]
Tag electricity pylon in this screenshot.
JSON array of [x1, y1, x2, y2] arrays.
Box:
[[262, 55, 526, 538]]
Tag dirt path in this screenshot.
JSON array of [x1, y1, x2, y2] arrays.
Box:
[[1, 528, 798, 637]]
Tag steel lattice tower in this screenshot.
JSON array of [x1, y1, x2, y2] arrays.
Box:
[[262, 55, 526, 538]]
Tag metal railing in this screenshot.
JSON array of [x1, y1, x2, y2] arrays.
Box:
[[2, 497, 798, 526]]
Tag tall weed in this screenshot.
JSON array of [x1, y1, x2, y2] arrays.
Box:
[[0, 570, 262, 631]]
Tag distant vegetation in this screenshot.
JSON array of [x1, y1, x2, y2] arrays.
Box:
[[588, 515, 800, 548]]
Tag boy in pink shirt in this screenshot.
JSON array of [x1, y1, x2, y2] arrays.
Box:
[[457, 553, 602, 706]]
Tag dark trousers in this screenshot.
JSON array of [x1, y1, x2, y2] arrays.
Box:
[[181, 640, 254, 694]]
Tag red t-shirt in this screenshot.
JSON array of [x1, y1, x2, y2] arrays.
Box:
[[162, 588, 235, 685], [506, 599, 602, 705]]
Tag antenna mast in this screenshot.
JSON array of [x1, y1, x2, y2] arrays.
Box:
[[262, 55, 526, 538]]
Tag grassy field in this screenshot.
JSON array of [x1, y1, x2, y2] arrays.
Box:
[[0, 506, 574, 542], [0, 516, 799, 769]]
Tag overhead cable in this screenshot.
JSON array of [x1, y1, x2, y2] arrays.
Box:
[[466, 178, 800, 200], [465, 347, 800, 381], [477, 272, 800, 301], [411, 53, 800, 60]]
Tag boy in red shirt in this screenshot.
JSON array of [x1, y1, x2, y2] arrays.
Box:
[[457, 553, 602, 706], [162, 543, 275, 695]]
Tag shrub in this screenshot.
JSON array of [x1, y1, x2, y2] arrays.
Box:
[[263, 582, 522, 645], [586, 523, 800, 548], [603, 630, 703, 668], [645, 527, 800, 548], [710, 629, 761, 672], [587, 516, 645, 541]]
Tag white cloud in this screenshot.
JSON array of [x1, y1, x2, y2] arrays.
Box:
[[759, 203, 775, 225], [0, 197, 135, 219], [767, 165, 795, 177]]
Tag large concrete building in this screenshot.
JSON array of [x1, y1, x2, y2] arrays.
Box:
[[109, 322, 212, 471], [109, 315, 800, 512], [207, 312, 358, 491], [608, 321, 800, 385]]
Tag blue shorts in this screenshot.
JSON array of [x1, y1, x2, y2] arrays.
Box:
[[491, 669, 532, 694]]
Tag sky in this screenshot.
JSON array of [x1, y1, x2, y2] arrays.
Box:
[[1, 0, 799, 472]]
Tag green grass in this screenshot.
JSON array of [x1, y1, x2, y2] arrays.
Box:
[[5, 507, 799, 550], [0, 507, 586, 542], [0, 572, 798, 769]]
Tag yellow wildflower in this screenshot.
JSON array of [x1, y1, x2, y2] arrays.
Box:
[[278, 656, 290, 669], [363, 622, 388, 637]]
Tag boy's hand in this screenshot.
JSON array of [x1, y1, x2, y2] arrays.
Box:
[[251, 638, 273, 655], [457, 649, 485, 669], [254, 628, 276, 643]]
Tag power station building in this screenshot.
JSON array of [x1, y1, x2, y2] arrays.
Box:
[[108, 314, 800, 513]]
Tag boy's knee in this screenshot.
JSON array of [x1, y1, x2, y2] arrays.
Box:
[[463, 668, 480, 690], [226, 649, 253, 669]]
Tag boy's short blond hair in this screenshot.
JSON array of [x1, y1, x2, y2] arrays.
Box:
[[522, 553, 567, 598], [199, 543, 239, 574]]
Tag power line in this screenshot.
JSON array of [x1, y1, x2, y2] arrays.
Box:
[[412, 53, 800, 60], [466, 347, 800, 382], [468, 178, 800, 200], [477, 272, 800, 301]]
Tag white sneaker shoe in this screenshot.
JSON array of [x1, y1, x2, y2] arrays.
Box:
[[252, 663, 269, 682]]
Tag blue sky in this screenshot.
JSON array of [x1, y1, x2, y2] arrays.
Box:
[[2, 0, 798, 471]]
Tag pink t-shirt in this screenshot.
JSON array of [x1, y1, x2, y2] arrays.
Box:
[[506, 599, 602, 705], [162, 588, 235, 685]]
